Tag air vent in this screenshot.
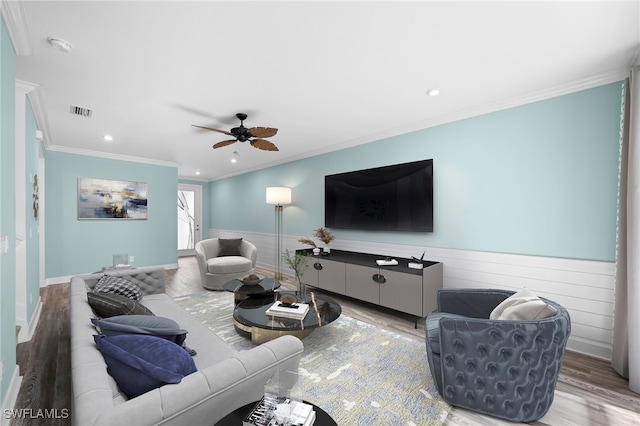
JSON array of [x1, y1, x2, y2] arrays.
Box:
[[70, 104, 93, 118]]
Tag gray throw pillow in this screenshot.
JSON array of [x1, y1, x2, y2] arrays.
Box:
[[87, 292, 154, 318], [489, 288, 557, 320], [218, 238, 243, 256], [91, 315, 188, 346], [94, 275, 143, 301]]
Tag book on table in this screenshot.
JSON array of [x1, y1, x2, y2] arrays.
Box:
[[242, 396, 316, 426], [265, 302, 309, 319]]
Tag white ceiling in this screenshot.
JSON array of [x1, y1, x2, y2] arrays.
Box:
[[7, 1, 640, 181]]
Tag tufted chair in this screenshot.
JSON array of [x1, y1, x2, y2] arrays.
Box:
[[425, 289, 571, 422], [195, 238, 257, 290]]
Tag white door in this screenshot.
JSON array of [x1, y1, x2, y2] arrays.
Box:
[[177, 184, 202, 256]]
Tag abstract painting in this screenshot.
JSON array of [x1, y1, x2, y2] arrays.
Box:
[[78, 177, 148, 219]]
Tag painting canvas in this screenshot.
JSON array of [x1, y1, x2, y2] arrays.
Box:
[[78, 177, 148, 219]]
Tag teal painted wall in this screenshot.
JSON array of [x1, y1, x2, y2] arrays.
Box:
[[45, 152, 178, 277], [25, 99, 40, 320], [0, 17, 16, 405], [210, 82, 623, 262]]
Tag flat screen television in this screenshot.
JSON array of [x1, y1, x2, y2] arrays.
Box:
[[325, 159, 433, 232]]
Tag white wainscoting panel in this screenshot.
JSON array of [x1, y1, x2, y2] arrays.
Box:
[[210, 229, 616, 360]]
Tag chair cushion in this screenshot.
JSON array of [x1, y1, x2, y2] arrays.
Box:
[[207, 256, 252, 274], [91, 315, 188, 346], [218, 238, 243, 256], [489, 288, 557, 320], [93, 334, 197, 398]]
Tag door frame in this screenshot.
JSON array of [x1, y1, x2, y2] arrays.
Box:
[[177, 184, 202, 257]]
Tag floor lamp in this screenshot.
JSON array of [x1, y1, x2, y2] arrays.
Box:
[[266, 187, 291, 280]]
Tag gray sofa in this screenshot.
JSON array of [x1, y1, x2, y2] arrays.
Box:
[[70, 266, 304, 425]]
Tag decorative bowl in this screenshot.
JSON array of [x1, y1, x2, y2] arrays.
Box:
[[279, 294, 298, 307], [241, 274, 262, 286]]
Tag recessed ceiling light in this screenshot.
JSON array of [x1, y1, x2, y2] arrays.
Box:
[[47, 36, 72, 53], [231, 158, 237, 164], [195, 171, 201, 175], [426, 88, 440, 97], [103, 134, 113, 141]]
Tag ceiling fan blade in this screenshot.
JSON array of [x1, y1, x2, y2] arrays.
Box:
[[213, 140, 237, 149], [251, 139, 279, 151], [249, 127, 278, 138], [192, 124, 234, 136]]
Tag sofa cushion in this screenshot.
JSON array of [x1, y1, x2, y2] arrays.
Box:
[[207, 256, 252, 274], [94, 275, 143, 301], [489, 288, 557, 320], [91, 315, 188, 346], [93, 334, 197, 398], [218, 238, 243, 256], [88, 292, 154, 318]]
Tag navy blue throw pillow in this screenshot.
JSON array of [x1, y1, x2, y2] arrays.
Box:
[[91, 315, 188, 346], [94, 334, 197, 398]]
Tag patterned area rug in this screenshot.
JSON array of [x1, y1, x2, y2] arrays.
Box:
[[174, 291, 450, 426]]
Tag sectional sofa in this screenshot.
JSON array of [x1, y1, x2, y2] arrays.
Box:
[[69, 266, 304, 425]]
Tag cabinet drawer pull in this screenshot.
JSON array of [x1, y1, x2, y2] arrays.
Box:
[[372, 274, 386, 284], [314, 262, 323, 271]]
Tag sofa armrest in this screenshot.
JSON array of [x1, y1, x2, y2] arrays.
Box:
[[437, 289, 512, 318]]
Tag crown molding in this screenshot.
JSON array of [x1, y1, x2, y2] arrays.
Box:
[[1, 0, 32, 56], [16, 79, 53, 148], [46, 144, 180, 169]]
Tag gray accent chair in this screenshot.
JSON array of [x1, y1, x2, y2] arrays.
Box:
[[425, 289, 571, 422], [195, 238, 257, 290]]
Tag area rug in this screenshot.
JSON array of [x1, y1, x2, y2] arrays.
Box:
[[174, 291, 450, 426]]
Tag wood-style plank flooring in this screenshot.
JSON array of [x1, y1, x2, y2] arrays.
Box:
[[13, 256, 640, 425]]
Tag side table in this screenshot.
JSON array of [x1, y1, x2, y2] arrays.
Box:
[[223, 277, 281, 305], [214, 400, 337, 426]]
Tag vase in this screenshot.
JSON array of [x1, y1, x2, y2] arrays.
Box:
[[313, 248, 321, 256], [323, 246, 331, 254]]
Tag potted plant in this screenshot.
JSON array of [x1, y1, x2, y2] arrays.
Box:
[[282, 249, 311, 298], [314, 227, 335, 254], [297, 237, 320, 256]]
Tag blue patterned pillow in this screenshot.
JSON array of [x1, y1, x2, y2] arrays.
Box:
[[94, 275, 143, 301], [94, 334, 197, 398]]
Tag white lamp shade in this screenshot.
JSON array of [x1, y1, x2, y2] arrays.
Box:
[[266, 187, 291, 205]]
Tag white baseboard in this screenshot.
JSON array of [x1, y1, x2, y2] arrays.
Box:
[[1, 367, 22, 426], [16, 298, 42, 344]]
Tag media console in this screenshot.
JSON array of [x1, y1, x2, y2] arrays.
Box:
[[296, 249, 443, 327]]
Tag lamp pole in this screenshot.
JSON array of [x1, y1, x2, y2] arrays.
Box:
[[266, 187, 291, 281]]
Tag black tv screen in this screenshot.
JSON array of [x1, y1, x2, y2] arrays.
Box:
[[325, 159, 433, 232]]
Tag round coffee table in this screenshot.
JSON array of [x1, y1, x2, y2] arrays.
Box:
[[214, 399, 337, 426], [233, 291, 341, 344], [223, 277, 281, 305]]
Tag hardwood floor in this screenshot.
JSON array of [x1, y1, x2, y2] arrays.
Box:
[[13, 256, 640, 425]]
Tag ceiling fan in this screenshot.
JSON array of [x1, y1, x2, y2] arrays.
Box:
[[192, 113, 279, 151]]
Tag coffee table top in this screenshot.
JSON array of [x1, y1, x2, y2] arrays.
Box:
[[223, 277, 281, 295], [234, 291, 341, 333], [215, 399, 337, 426]]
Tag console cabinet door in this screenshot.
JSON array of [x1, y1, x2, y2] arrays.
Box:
[[317, 259, 346, 294], [300, 261, 319, 287], [345, 264, 380, 305], [379, 270, 423, 317]]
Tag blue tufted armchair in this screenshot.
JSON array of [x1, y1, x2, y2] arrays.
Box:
[[425, 289, 571, 422]]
